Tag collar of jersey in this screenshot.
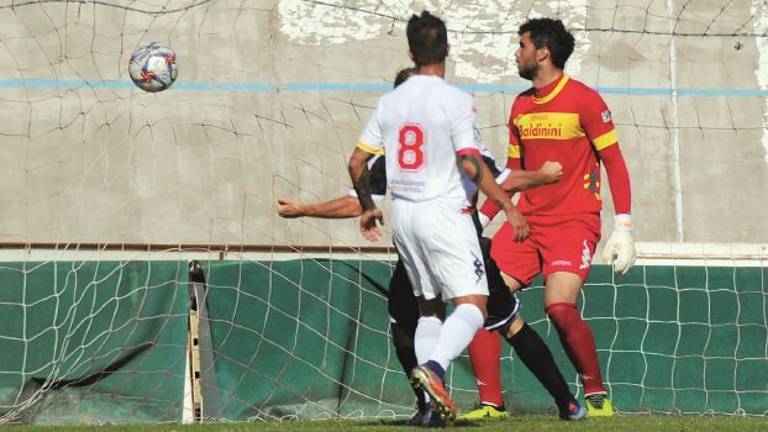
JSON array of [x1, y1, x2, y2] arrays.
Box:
[[532, 74, 569, 104], [410, 74, 444, 82]]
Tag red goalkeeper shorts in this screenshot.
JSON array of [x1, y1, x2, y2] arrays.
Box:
[[490, 213, 601, 286]]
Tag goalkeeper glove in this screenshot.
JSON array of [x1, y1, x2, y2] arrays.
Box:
[[602, 214, 636, 275]]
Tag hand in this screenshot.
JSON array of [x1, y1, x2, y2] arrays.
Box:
[[360, 208, 384, 242], [504, 206, 529, 242], [537, 161, 563, 184], [601, 214, 637, 275], [276, 197, 304, 218]]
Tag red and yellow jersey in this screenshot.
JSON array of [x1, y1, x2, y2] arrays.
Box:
[[508, 74, 618, 216]]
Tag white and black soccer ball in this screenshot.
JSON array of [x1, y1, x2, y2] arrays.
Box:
[[128, 42, 178, 92]]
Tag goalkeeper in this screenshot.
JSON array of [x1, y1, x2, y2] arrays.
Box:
[[477, 18, 636, 417], [277, 67, 587, 425]]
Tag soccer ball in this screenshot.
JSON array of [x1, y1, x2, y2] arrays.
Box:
[[128, 42, 178, 92]]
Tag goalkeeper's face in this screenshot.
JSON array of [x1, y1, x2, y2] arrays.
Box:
[[515, 32, 539, 81]]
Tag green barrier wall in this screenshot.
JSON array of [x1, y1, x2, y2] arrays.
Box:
[[2, 259, 763, 424], [200, 260, 767, 420], [0, 261, 188, 425]]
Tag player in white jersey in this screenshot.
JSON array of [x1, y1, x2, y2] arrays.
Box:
[[347, 11, 527, 422]]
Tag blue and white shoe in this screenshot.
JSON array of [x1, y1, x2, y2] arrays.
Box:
[[559, 400, 587, 421]]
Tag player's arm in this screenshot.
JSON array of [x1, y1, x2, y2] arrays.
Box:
[[277, 196, 362, 219], [278, 155, 386, 219], [597, 143, 634, 274], [499, 161, 563, 193], [597, 146, 631, 217], [479, 142, 561, 194], [349, 102, 387, 242], [583, 91, 635, 275], [460, 151, 528, 242], [476, 160, 561, 229], [349, 147, 384, 242], [456, 96, 527, 240], [477, 115, 527, 226], [348, 147, 377, 214]]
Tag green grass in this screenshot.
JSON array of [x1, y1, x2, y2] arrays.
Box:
[[7, 416, 768, 432]]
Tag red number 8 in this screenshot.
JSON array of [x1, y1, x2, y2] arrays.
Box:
[[397, 123, 425, 171]]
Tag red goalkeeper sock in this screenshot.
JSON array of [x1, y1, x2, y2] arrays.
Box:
[[546, 303, 605, 395], [468, 327, 504, 407]]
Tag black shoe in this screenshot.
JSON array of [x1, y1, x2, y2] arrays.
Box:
[[420, 407, 445, 427], [409, 402, 430, 425], [409, 402, 444, 427]]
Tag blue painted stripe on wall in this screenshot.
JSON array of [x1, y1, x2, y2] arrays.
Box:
[[0, 79, 765, 96]]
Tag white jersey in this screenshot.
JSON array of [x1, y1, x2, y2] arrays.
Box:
[[356, 75, 481, 209]]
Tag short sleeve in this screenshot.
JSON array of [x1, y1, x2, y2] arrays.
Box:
[[451, 92, 481, 155], [356, 98, 385, 155]]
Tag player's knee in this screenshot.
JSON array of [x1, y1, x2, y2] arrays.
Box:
[[417, 315, 443, 326], [452, 294, 487, 318], [500, 272, 523, 293], [453, 303, 486, 327], [504, 314, 525, 339], [545, 302, 579, 329]]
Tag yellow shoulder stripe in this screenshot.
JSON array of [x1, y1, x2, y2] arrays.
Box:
[[592, 130, 618, 151], [507, 144, 521, 158], [356, 140, 385, 155]]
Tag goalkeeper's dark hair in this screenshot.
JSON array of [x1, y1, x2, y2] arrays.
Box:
[[394, 67, 416, 88], [407, 11, 448, 67], [518, 18, 574, 70]]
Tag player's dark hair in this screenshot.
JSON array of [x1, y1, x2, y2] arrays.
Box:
[[518, 18, 574, 70], [394, 67, 416, 88], [406, 11, 448, 67]]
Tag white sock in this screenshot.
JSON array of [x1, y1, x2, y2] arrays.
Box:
[[414, 316, 443, 365], [429, 303, 484, 371]]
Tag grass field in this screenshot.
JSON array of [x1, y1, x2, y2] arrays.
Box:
[[8, 416, 768, 432]]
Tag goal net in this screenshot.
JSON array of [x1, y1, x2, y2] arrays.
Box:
[[0, 0, 766, 424], [0, 246, 765, 423], [190, 245, 768, 420]]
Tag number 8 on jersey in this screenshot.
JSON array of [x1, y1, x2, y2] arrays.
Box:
[[398, 123, 425, 171]]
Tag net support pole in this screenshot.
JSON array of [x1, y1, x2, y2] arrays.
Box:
[[186, 261, 205, 422], [189, 260, 223, 421]]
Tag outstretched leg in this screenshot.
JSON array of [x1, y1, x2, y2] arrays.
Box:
[[504, 315, 585, 420]]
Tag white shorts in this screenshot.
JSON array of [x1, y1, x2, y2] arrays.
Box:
[[392, 199, 489, 301]]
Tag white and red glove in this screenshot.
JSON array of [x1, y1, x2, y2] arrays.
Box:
[[602, 214, 636, 275]]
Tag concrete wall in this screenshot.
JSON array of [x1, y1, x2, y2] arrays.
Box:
[[0, 0, 765, 248]]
